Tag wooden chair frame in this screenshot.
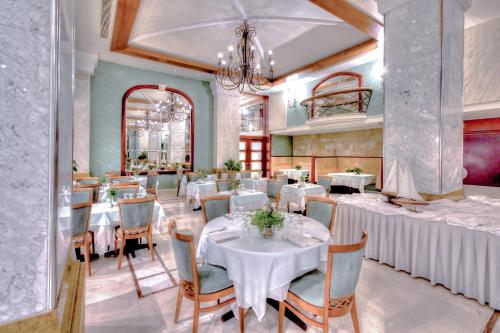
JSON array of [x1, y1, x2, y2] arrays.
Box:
[[72, 187, 94, 204], [115, 197, 155, 270], [110, 175, 132, 184], [186, 172, 201, 182], [200, 195, 230, 225], [215, 179, 232, 192], [146, 173, 158, 198], [73, 172, 91, 180], [105, 171, 120, 178], [74, 183, 100, 202], [278, 231, 368, 333], [72, 202, 93, 276], [168, 221, 244, 333], [317, 175, 333, 194], [304, 195, 337, 234]]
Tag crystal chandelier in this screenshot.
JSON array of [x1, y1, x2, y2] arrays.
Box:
[[154, 92, 191, 123], [216, 20, 275, 92]]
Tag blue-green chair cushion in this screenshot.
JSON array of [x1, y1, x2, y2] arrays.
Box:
[[120, 200, 154, 228], [198, 264, 233, 294], [307, 201, 334, 230], [217, 181, 232, 192], [276, 175, 288, 185], [72, 191, 92, 204], [71, 205, 91, 237], [112, 178, 131, 184], [317, 177, 331, 193], [267, 181, 282, 198], [203, 199, 229, 222], [289, 269, 326, 307], [170, 229, 194, 282]]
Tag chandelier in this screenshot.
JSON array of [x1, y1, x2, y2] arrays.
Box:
[[216, 20, 275, 92], [154, 92, 191, 123]]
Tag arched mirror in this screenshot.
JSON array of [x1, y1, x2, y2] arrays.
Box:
[[121, 85, 194, 174]]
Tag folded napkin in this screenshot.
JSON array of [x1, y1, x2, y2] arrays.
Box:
[[282, 234, 322, 248], [209, 231, 240, 243]]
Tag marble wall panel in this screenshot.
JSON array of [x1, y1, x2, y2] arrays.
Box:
[[268, 91, 287, 130], [73, 77, 90, 172]]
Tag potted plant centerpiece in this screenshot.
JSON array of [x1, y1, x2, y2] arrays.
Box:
[[106, 187, 118, 207], [199, 170, 208, 183], [346, 167, 363, 175], [231, 179, 241, 195], [250, 207, 285, 239], [224, 159, 243, 178], [294, 165, 302, 170], [298, 174, 307, 187]]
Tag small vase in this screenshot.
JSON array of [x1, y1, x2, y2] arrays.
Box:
[[260, 226, 273, 239]]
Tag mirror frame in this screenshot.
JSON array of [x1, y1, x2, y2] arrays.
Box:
[[121, 84, 195, 175]]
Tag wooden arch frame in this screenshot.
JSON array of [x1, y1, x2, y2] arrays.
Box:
[[121, 84, 195, 175], [310, 71, 363, 117]]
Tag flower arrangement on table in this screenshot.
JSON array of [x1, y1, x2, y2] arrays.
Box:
[[346, 167, 363, 175], [106, 187, 118, 207], [199, 170, 208, 182], [250, 207, 285, 239], [225, 159, 243, 172], [294, 165, 302, 170], [298, 174, 307, 187], [231, 179, 241, 195]]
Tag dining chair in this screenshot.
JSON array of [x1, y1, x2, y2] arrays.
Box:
[[72, 187, 94, 204], [200, 195, 230, 224], [146, 173, 158, 198], [305, 196, 337, 233], [215, 168, 228, 179], [115, 197, 155, 270], [72, 202, 93, 276], [267, 179, 283, 205], [113, 184, 140, 199], [276, 174, 288, 185], [110, 176, 132, 185], [317, 176, 332, 196], [176, 169, 184, 197], [240, 171, 252, 179], [273, 170, 284, 178], [187, 172, 202, 182], [78, 176, 100, 185], [168, 220, 244, 333], [73, 172, 91, 180], [216, 179, 232, 192], [278, 231, 368, 333], [105, 171, 120, 178], [74, 183, 100, 202]]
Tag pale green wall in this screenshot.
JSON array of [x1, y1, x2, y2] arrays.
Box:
[[287, 59, 384, 127], [90, 61, 213, 188], [271, 135, 293, 156]]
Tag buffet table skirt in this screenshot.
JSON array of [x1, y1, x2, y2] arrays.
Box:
[[334, 196, 500, 309]]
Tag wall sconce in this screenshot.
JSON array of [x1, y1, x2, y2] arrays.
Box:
[[288, 97, 297, 108]]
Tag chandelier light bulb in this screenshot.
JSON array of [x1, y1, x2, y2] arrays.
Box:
[[270, 60, 275, 67], [228, 45, 234, 52], [268, 50, 273, 56], [217, 52, 223, 59], [221, 60, 226, 65]]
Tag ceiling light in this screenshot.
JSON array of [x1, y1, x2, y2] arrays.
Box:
[[0, 64, 7, 69]]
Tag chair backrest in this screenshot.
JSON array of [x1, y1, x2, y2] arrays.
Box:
[[73, 172, 91, 180], [325, 231, 368, 301], [110, 176, 132, 184], [317, 176, 332, 194], [276, 174, 288, 185], [305, 196, 337, 233], [118, 197, 155, 229], [113, 184, 139, 199], [216, 179, 232, 192], [168, 220, 199, 288], [71, 202, 92, 237], [188, 172, 202, 182], [273, 171, 284, 178], [240, 171, 252, 179], [146, 174, 158, 190], [105, 171, 120, 178], [78, 177, 100, 185], [72, 187, 93, 204], [74, 183, 100, 202], [201, 195, 230, 224], [267, 179, 283, 198]]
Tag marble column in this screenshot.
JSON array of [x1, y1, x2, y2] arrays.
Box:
[[377, 0, 470, 195], [210, 81, 241, 168], [0, 0, 74, 324]]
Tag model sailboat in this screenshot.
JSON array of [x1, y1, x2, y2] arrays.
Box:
[[382, 159, 427, 207]]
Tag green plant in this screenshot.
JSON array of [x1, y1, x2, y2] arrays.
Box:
[[294, 165, 302, 170], [72, 160, 78, 173], [224, 159, 243, 172], [199, 169, 208, 181], [250, 208, 285, 236], [231, 179, 241, 191], [299, 174, 307, 183], [107, 187, 118, 199], [133, 169, 140, 177], [99, 176, 107, 184], [137, 152, 147, 160], [346, 167, 363, 175]]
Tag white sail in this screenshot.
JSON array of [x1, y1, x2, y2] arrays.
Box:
[[399, 165, 424, 201], [382, 159, 400, 195]]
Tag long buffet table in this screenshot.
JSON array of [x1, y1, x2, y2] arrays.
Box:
[[334, 194, 500, 310]]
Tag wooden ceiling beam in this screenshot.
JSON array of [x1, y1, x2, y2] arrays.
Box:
[[272, 38, 378, 85], [110, 0, 141, 51], [308, 0, 383, 40]]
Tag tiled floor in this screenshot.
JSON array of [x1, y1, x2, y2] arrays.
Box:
[[85, 189, 499, 333]]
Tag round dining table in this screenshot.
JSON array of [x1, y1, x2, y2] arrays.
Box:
[[196, 214, 330, 321]]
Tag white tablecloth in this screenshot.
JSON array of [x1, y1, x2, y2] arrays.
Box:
[[196, 215, 330, 320], [179, 174, 217, 196], [279, 169, 310, 181], [135, 175, 159, 188], [61, 201, 166, 255], [98, 186, 147, 202], [185, 181, 218, 209], [241, 178, 267, 192], [327, 172, 376, 192], [219, 190, 269, 211], [280, 184, 326, 210], [334, 194, 500, 310]]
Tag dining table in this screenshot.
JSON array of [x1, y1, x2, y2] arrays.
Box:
[[280, 183, 326, 211], [196, 213, 331, 322], [279, 169, 311, 181], [218, 190, 269, 211], [241, 178, 267, 192], [98, 185, 147, 202], [185, 181, 218, 209], [327, 172, 376, 192]]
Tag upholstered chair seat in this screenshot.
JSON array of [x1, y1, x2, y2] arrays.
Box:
[[197, 264, 233, 294], [110, 176, 132, 184], [188, 173, 203, 182], [146, 173, 158, 198], [305, 196, 337, 233], [72, 188, 94, 204], [201, 195, 230, 224], [317, 176, 332, 195], [276, 174, 288, 185]]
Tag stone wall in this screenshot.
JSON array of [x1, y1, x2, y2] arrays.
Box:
[[292, 128, 383, 157]]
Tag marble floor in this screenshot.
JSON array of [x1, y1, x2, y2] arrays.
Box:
[[85, 190, 499, 333]]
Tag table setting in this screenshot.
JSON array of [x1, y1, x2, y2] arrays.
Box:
[[185, 180, 218, 208], [196, 206, 330, 321], [279, 168, 310, 181], [240, 177, 267, 192]]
